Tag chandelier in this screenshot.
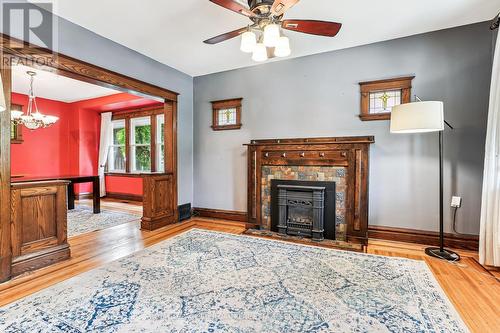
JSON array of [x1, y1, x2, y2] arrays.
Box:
[[11, 71, 59, 130]]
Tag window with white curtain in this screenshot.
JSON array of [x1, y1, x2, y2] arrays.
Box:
[[108, 119, 126, 172]]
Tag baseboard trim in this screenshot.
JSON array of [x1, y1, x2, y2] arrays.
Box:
[[368, 225, 479, 251], [191, 208, 479, 251], [75, 192, 93, 200], [105, 192, 143, 202], [193, 207, 248, 223]]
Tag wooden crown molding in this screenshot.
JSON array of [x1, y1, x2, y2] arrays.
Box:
[[0, 33, 179, 102]]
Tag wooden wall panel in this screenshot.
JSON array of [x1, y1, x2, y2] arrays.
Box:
[[141, 174, 176, 230], [10, 181, 70, 276]]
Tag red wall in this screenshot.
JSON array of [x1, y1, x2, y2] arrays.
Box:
[[11, 92, 158, 197], [11, 93, 76, 177], [105, 176, 143, 196]]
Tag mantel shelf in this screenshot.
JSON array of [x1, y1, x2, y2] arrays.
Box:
[[244, 136, 375, 146]]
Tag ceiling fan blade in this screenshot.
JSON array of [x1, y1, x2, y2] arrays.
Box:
[[209, 0, 256, 18], [281, 19, 342, 37], [203, 27, 248, 44], [271, 0, 300, 16]]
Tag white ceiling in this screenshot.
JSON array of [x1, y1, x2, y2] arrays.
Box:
[[12, 65, 120, 102], [48, 0, 500, 76]]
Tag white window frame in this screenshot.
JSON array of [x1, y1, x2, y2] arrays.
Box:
[[156, 114, 165, 172], [130, 116, 152, 172], [108, 119, 126, 172]]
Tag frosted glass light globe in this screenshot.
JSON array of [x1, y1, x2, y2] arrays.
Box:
[[252, 43, 268, 62], [274, 36, 291, 57], [240, 31, 257, 53], [263, 24, 280, 47]]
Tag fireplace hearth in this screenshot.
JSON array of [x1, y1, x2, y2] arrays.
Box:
[[271, 180, 336, 241]]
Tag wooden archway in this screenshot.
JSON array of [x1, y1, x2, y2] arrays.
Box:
[[0, 35, 179, 282]]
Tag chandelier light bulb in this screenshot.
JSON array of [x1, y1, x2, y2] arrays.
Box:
[[252, 43, 268, 62], [274, 36, 291, 57], [240, 31, 257, 53], [263, 24, 280, 47]]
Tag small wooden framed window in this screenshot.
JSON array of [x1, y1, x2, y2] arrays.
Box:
[[211, 98, 242, 131], [11, 104, 23, 144], [359, 76, 414, 121]]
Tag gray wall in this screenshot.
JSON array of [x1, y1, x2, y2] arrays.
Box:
[[193, 22, 493, 235], [2, 8, 194, 205], [55, 19, 194, 205]]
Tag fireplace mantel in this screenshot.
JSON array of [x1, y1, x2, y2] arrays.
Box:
[[245, 136, 374, 246]]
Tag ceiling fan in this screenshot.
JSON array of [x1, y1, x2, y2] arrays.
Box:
[[203, 0, 342, 62]]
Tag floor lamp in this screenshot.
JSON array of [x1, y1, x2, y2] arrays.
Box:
[[390, 101, 460, 261]]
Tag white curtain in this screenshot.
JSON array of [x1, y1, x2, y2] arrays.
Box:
[[97, 112, 112, 197], [479, 32, 500, 267]]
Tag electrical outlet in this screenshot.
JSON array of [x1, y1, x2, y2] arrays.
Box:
[[451, 196, 462, 208]]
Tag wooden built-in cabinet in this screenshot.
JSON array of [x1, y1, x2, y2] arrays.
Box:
[[141, 173, 177, 230], [10, 180, 71, 276]]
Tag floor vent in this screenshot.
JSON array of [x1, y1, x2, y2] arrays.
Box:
[[178, 203, 192, 221]]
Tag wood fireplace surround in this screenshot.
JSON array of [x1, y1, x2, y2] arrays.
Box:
[[246, 136, 374, 246]]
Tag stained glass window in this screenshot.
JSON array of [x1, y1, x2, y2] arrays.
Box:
[[211, 98, 242, 130], [369, 90, 402, 114], [359, 76, 414, 121], [217, 108, 237, 126]]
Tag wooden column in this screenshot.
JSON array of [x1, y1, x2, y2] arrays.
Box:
[[0, 56, 11, 282], [141, 174, 176, 230]]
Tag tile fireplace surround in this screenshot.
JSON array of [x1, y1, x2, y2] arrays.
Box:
[[262, 166, 346, 239], [245, 136, 374, 246]]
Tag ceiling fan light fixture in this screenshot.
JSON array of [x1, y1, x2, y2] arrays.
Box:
[[263, 23, 280, 47], [274, 36, 291, 57], [240, 30, 257, 53], [252, 42, 268, 62]]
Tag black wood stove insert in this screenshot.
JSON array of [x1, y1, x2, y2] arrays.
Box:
[[270, 180, 336, 241]]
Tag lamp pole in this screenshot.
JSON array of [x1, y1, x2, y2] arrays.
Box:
[[424, 121, 460, 261]]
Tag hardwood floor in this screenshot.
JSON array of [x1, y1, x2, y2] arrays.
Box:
[[76, 197, 143, 215], [0, 203, 498, 332]]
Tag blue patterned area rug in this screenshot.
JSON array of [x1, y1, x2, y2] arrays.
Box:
[[68, 206, 140, 237], [0, 229, 468, 332]]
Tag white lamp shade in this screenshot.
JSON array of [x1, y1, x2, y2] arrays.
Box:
[[263, 24, 280, 47], [240, 31, 256, 53], [274, 36, 291, 57], [390, 101, 444, 133], [252, 43, 268, 62]]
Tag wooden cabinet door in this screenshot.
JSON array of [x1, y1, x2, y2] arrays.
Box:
[[10, 181, 70, 276], [141, 174, 177, 230]]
